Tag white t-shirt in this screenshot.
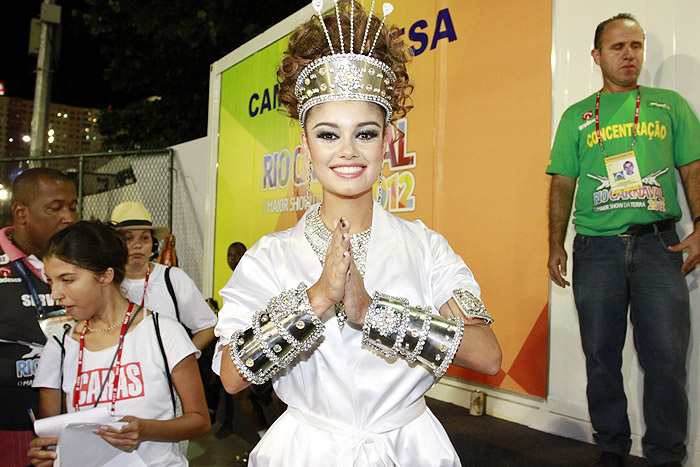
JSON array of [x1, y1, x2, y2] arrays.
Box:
[[122, 263, 216, 334], [34, 313, 199, 467]]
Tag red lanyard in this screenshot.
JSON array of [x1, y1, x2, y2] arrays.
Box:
[[595, 86, 641, 156], [73, 302, 135, 417], [140, 264, 151, 308]]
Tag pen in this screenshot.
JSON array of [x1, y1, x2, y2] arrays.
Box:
[[28, 408, 57, 451]]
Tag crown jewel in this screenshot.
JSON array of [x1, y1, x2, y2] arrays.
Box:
[[296, 0, 396, 130]]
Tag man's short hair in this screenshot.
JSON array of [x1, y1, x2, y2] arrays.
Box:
[[11, 168, 75, 205], [594, 13, 641, 50], [229, 241, 247, 253]]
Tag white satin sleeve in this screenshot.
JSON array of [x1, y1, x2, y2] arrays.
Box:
[[413, 220, 482, 312]]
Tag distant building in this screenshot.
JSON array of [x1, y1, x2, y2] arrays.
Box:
[[0, 95, 102, 158]]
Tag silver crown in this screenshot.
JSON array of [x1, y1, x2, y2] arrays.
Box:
[[295, 0, 396, 130]]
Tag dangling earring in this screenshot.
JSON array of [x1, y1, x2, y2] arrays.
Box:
[[377, 171, 384, 205], [305, 158, 313, 210]]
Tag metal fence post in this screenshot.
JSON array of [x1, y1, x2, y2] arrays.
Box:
[[168, 148, 174, 231], [78, 154, 84, 219]]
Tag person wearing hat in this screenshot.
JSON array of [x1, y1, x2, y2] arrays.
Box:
[[110, 201, 217, 351]]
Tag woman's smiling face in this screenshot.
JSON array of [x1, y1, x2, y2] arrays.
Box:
[[302, 100, 387, 201]]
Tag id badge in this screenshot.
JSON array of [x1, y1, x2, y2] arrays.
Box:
[[605, 150, 643, 193], [38, 309, 76, 340]]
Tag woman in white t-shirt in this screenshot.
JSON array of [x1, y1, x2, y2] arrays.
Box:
[[28, 221, 210, 466]]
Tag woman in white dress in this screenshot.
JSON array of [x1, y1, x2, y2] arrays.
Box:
[[27, 221, 210, 466], [214, 1, 502, 466]]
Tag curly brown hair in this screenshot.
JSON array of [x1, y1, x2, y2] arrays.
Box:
[[277, 0, 413, 126]]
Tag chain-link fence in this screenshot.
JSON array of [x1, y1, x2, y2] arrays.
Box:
[[1, 147, 208, 291], [0, 149, 173, 237]]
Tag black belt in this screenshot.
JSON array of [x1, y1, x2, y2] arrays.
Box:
[[619, 219, 675, 236]]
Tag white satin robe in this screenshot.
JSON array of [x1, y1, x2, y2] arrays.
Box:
[[214, 203, 482, 467]]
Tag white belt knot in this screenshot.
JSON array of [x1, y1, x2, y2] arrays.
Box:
[[287, 398, 427, 467]]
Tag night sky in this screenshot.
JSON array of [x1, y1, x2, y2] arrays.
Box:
[[1, 1, 123, 109]]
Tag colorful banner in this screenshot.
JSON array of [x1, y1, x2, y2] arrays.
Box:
[[213, 0, 551, 397]]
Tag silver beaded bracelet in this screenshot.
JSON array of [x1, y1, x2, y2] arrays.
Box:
[[452, 288, 493, 324], [362, 292, 464, 378], [229, 283, 325, 384]]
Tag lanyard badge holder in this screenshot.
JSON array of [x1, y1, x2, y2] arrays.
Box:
[[73, 303, 142, 419], [595, 87, 644, 194], [12, 259, 76, 340]]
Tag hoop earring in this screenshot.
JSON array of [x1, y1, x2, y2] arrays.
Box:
[[377, 172, 384, 205], [305, 158, 313, 210]]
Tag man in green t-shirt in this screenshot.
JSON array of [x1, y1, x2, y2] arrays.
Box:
[[546, 13, 700, 467]]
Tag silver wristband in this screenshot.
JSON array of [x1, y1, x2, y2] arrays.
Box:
[[229, 283, 324, 384], [362, 292, 464, 378], [452, 288, 493, 324]]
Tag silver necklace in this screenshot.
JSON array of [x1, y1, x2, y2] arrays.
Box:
[[305, 205, 372, 275], [87, 320, 122, 333], [304, 205, 372, 328]]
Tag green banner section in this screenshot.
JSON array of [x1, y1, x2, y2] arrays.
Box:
[[214, 34, 318, 302]]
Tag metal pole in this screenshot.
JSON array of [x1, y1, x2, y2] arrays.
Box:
[[168, 149, 174, 231], [29, 0, 57, 162], [78, 155, 84, 219]]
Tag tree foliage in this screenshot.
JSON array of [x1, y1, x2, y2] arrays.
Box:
[[75, 0, 307, 148]]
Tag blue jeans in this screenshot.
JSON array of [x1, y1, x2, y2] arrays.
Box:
[[572, 230, 689, 464]]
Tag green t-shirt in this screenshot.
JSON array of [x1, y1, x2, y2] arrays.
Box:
[[547, 86, 700, 236]]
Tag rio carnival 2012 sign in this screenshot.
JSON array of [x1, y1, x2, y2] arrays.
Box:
[[260, 117, 416, 214]]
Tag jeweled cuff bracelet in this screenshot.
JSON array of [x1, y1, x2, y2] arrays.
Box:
[[229, 283, 324, 385], [229, 285, 491, 383], [362, 292, 465, 378]]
